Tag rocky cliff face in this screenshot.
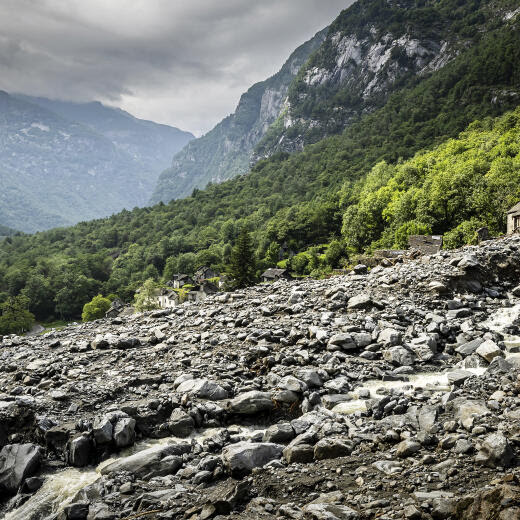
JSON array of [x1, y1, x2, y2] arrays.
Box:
[[0, 93, 193, 233], [150, 29, 327, 204], [3, 236, 520, 518], [253, 0, 510, 159]]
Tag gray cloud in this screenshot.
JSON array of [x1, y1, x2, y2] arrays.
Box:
[[0, 0, 353, 135]]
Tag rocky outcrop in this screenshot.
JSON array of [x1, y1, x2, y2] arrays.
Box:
[[150, 29, 327, 204]]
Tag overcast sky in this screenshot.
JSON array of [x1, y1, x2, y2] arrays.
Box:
[[0, 0, 353, 135]]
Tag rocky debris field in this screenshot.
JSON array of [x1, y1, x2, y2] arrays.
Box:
[[3, 237, 520, 519]]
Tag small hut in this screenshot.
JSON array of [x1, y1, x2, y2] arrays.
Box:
[[507, 203, 520, 234]]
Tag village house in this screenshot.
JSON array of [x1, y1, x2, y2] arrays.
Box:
[[166, 274, 194, 289], [185, 281, 218, 303], [153, 288, 180, 309], [261, 268, 291, 283], [507, 203, 520, 234]]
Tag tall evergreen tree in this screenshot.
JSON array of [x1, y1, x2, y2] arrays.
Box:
[[229, 228, 256, 288]]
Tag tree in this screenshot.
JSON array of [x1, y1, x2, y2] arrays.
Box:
[[82, 294, 111, 322], [134, 279, 160, 312], [0, 295, 35, 335], [228, 228, 256, 288]]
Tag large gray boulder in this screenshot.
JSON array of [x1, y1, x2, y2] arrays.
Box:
[[228, 391, 274, 415], [113, 417, 136, 448], [475, 433, 514, 468], [176, 378, 228, 400], [100, 443, 190, 479], [383, 346, 416, 366], [221, 442, 283, 477], [92, 417, 113, 445], [168, 409, 195, 437], [68, 436, 93, 467], [0, 443, 42, 494]]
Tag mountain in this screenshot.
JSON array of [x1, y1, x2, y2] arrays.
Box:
[[150, 29, 327, 204], [0, 93, 193, 233], [253, 0, 520, 159], [0, 0, 519, 321], [0, 224, 19, 238], [15, 95, 194, 174]]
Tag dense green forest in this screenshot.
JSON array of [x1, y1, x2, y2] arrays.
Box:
[[0, 11, 519, 323]]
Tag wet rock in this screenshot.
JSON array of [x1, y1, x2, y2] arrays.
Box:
[[68, 436, 93, 467], [64, 501, 90, 520], [100, 443, 189, 478], [113, 417, 136, 448], [0, 443, 42, 494]]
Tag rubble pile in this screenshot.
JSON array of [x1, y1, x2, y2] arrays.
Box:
[[2, 237, 520, 519]]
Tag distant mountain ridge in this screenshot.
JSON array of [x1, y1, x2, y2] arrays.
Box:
[[16, 95, 194, 174], [150, 28, 328, 204], [0, 93, 193, 232]]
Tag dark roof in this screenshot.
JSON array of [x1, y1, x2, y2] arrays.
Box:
[[508, 202, 520, 214], [262, 268, 287, 278]]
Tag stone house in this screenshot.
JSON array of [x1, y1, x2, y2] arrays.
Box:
[[261, 268, 291, 282], [186, 281, 219, 303], [168, 274, 194, 289], [154, 288, 180, 309], [507, 203, 520, 234]]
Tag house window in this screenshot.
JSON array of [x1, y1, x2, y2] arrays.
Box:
[[514, 216, 520, 231]]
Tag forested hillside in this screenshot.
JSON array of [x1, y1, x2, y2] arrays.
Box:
[[0, 6, 518, 323]]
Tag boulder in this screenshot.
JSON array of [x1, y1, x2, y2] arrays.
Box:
[[347, 294, 372, 310], [100, 443, 189, 479], [221, 442, 283, 477], [229, 391, 274, 414], [113, 417, 136, 448], [0, 443, 42, 494], [168, 409, 195, 437], [176, 378, 228, 400], [383, 346, 416, 366], [475, 340, 504, 363], [328, 333, 356, 351], [475, 433, 514, 468], [303, 503, 359, 519], [396, 439, 421, 458], [92, 417, 113, 445], [449, 398, 489, 430], [68, 436, 92, 467], [314, 438, 352, 460], [263, 423, 295, 444]]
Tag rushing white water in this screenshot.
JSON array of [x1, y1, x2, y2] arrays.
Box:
[[4, 468, 99, 520], [5, 425, 263, 519]]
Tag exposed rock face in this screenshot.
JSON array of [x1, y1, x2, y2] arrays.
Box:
[[150, 29, 327, 204], [3, 236, 520, 517]]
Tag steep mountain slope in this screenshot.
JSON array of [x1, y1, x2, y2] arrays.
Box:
[[150, 29, 327, 204], [16, 96, 194, 173], [254, 0, 520, 158], [0, 93, 192, 233], [1, 7, 518, 319]]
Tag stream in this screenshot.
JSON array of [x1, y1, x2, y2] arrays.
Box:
[[6, 304, 520, 519]]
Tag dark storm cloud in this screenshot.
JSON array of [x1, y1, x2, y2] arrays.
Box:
[[0, 0, 354, 134]]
